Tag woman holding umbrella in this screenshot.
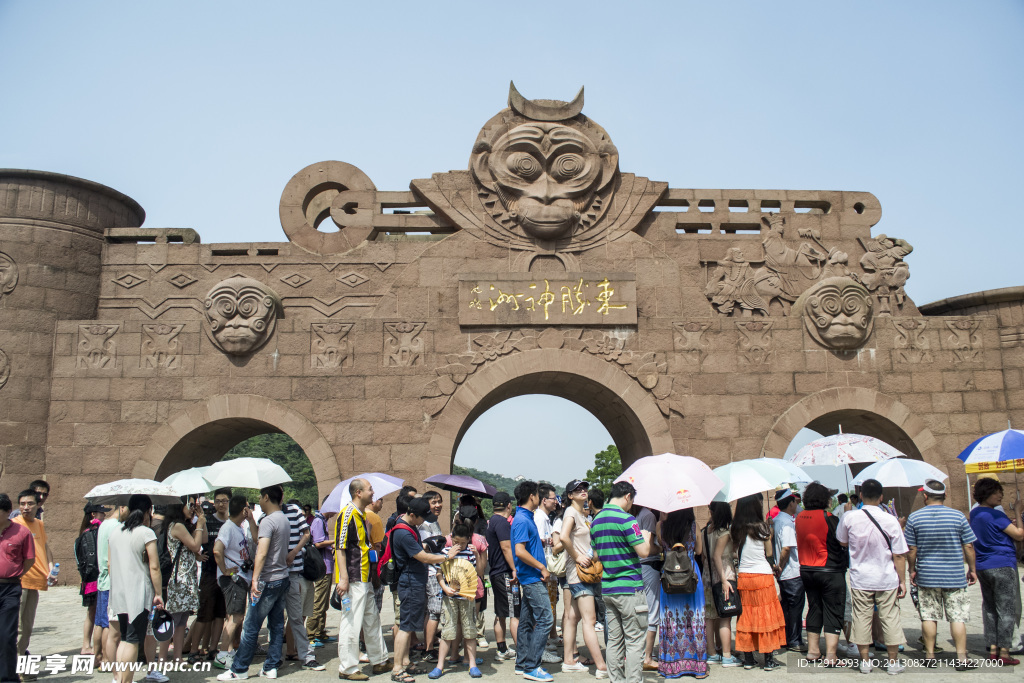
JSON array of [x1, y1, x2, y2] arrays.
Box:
[[969, 477, 1024, 665], [730, 494, 785, 671]]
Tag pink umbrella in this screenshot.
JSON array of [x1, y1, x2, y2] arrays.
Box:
[[615, 453, 724, 511]]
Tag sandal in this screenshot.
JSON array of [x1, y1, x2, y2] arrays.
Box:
[[577, 656, 595, 666], [406, 664, 427, 675], [391, 673, 415, 683]]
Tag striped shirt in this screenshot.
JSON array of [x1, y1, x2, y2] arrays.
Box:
[[335, 503, 372, 583], [283, 503, 310, 573], [591, 506, 644, 595], [904, 505, 976, 589]]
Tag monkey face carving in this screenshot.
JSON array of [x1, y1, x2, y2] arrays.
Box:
[[203, 276, 281, 356], [0, 251, 18, 300], [796, 277, 874, 350]]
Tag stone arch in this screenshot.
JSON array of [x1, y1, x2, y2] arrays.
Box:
[[133, 394, 342, 498], [426, 348, 675, 477], [761, 387, 938, 465]]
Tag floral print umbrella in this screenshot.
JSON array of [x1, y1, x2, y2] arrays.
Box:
[[84, 478, 184, 505], [785, 433, 905, 466]]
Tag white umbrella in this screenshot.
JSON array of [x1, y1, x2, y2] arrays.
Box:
[[752, 458, 812, 484], [786, 433, 905, 466], [615, 453, 724, 511], [321, 473, 405, 514], [204, 457, 292, 489], [712, 459, 810, 502], [162, 466, 215, 495], [852, 458, 948, 488], [84, 478, 183, 506]]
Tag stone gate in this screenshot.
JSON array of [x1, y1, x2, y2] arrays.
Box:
[[2, 84, 1022, 565]]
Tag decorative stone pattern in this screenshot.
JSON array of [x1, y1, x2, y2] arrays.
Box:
[[858, 234, 913, 313], [673, 322, 710, 365], [0, 348, 9, 390], [945, 319, 982, 363], [141, 323, 184, 370], [383, 322, 425, 366], [795, 277, 874, 351], [311, 322, 354, 369], [77, 324, 119, 369], [893, 318, 932, 363], [202, 276, 281, 356], [0, 251, 18, 302], [736, 320, 773, 364]]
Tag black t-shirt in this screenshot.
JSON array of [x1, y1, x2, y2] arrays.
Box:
[[391, 525, 427, 585], [201, 514, 227, 574], [486, 514, 512, 575]]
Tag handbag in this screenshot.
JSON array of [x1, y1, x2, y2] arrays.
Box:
[[577, 558, 604, 584], [547, 546, 567, 577], [712, 579, 742, 617]]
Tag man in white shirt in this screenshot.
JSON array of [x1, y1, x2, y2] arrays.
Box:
[[836, 478, 909, 675], [533, 485, 560, 654], [772, 489, 804, 652], [213, 496, 258, 670]]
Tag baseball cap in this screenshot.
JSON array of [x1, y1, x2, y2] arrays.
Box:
[[565, 479, 590, 496], [493, 492, 512, 509], [407, 496, 431, 519], [151, 609, 174, 642], [774, 489, 796, 505]]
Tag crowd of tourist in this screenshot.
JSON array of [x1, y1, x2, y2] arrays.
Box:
[[0, 472, 1022, 682]]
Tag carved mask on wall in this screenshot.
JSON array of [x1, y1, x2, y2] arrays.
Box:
[[796, 276, 874, 350], [203, 276, 281, 356], [0, 251, 18, 299], [470, 83, 619, 242]]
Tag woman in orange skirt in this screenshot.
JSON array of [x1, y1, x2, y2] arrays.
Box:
[[730, 494, 786, 670]]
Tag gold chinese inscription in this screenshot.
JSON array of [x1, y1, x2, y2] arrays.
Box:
[[460, 273, 636, 327]]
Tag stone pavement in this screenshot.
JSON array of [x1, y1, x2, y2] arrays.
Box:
[[25, 583, 1017, 682]]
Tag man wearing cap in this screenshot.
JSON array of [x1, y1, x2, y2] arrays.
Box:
[[772, 489, 805, 652], [905, 479, 978, 669], [487, 492, 520, 662]]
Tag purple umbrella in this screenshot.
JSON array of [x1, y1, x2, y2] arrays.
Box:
[[423, 473, 498, 499]]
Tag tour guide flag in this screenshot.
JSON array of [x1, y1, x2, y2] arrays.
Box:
[[958, 429, 1024, 473]]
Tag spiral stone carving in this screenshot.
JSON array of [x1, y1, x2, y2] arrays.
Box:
[[795, 276, 874, 350], [202, 276, 281, 356]]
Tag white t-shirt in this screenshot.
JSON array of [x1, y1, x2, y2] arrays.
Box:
[[737, 536, 773, 575], [216, 519, 254, 583], [534, 508, 554, 562], [836, 506, 909, 591], [108, 525, 158, 620], [773, 511, 800, 581]]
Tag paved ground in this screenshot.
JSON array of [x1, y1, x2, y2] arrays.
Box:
[[23, 583, 1020, 682]]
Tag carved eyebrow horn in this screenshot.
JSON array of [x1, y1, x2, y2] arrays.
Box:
[[508, 81, 585, 121]]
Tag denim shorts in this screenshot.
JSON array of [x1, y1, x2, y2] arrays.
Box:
[[94, 590, 110, 628], [568, 582, 595, 599]]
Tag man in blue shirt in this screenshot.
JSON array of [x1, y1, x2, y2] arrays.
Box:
[[905, 479, 978, 669], [511, 481, 553, 683]]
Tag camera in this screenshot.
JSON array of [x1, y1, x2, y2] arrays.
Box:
[[201, 501, 215, 516], [239, 559, 254, 573]]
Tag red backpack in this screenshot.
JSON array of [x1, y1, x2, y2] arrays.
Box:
[[378, 522, 419, 586]]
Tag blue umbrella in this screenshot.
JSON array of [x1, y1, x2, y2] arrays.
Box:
[[957, 429, 1024, 469]]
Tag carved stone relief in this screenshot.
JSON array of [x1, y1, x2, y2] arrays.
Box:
[[111, 272, 147, 289], [736, 321, 773, 364], [945, 319, 982, 362], [0, 251, 18, 302], [704, 249, 765, 316], [795, 277, 874, 351], [673, 322, 710, 365], [0, 348, 9, 390], [893, 318, 932, 363], [858, 234, 913, 314], [384, 322, 425, 367], [168, 273, 198, 289], [421, 328, 683, 418], [280, 272, 311, 289], [203, 276, 281, 356], [78, 324, 119, 369], [311, 322, 354, 369], [141, 323, 184, 369]]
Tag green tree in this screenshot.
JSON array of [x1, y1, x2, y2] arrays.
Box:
[[586, 444, 622, 494]]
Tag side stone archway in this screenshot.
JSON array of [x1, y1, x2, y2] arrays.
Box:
[[426, 348, 676, 478], [133, 394, 342, 497]]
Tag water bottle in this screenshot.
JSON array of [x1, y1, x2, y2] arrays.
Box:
[[46, 563, 60, 586], [251, 579, 264, 607], [341, 595, 351, 613]]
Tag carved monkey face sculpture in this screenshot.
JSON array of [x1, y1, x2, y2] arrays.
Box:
[[0, 251, 18, 297], [472, 121, 618, 242], [797, 276, 874, 350], [203, 276, 280, 356]]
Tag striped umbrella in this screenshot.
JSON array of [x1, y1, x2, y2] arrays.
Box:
[[958, 429, 1024, 473]]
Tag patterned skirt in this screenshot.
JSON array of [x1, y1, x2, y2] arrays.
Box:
[[734, 572, 786, 654], [658, 576, 708, 677]]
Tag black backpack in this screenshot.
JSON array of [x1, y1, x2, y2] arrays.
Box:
[[661, 543, 698, 594], [74, 526, 100, 583], [303, 515, 327, 581]]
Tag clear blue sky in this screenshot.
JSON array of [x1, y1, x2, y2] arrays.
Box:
[[3, 2, 1021, 483]]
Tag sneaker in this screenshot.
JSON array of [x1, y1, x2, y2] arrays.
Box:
[[720, 656, 742, 668], [304, 660, 326, 671], [310, 639, 325, 649], [359, 653, 370, 663], [477, 636, 489, 649], [325, 635, 338, 642], [145, 673, 170, 683], [707, 654, 722, 665], [259, 668, 278, 679], [495, 648, 517, 662], [214, 652, 235, 670], [594, 669, 609, 679], [998, 656, 1020, 665], [541, 651, 562, 664], [428, 668, 443, 680], [885, 659, 905, 675], [469, 667, 482, 678], [763, 655, 780, 671], [562, 662, 588, 673], [841, 643, 860, 658], [859, 659, 872, 675], [217, 672, 249, 681], [514, 669, 525, 676], [524, 669, 554, 682], [593, 623, 604, 632], [917, 635, 943, 653]]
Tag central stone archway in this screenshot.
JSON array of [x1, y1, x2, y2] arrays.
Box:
[[427, 348, 675, 478]]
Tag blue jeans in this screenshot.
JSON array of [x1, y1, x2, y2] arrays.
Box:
[[515, 581, 553, 673], [232, 576, 290, 674]]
